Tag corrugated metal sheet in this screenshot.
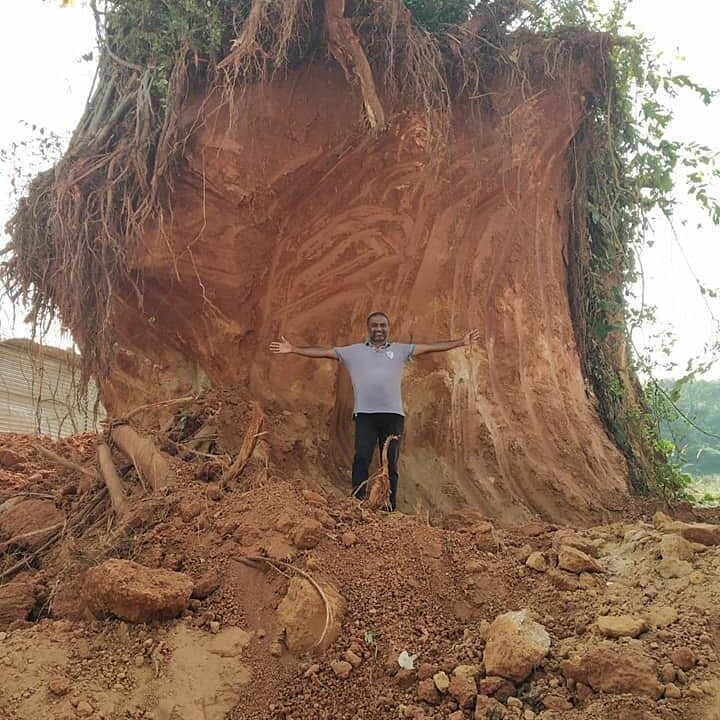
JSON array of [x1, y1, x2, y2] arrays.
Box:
[[0, 339, 104, 437]]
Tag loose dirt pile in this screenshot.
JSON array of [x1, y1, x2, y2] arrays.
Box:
[[1, 398, 719, 720]]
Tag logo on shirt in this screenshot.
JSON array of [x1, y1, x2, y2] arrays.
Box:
[[386, 350, 394, 359]]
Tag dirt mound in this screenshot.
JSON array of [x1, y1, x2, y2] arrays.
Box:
[[1, 427, 719, 720]]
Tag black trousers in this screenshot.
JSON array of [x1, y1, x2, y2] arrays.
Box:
[[351, 412, 404, 510]]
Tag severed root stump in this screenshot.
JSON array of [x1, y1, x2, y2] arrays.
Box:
[[364, 434, 400, 511], [221, 402, 264, 484], [110, 423, 173, 491], [97, 442, 128, 518]]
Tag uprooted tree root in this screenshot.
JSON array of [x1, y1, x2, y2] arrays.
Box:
[[1, 0, 562, 389], [1, 393, 267, 585]]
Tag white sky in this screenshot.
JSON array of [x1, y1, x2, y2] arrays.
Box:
[[0, 0, 718, 379]]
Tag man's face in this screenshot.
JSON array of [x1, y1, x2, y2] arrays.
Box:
[[367, 314, 389, 345]]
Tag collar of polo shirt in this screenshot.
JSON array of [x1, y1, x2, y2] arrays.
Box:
[[365, 339, 391, 350]]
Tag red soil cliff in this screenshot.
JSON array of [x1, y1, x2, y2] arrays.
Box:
[[104, 61, 627, 523]]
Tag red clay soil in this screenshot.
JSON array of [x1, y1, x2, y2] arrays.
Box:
[[98, 58, 629, 525], [1, 428, 719, 720]]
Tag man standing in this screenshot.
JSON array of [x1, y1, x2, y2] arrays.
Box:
[[270, 312, 480, 510]]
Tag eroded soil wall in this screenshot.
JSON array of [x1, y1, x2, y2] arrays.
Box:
[[105, 63, 628, 523]]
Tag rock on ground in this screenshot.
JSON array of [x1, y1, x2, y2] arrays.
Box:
[[0, 578, 35, 629], [597, 614, 648, 639], [483, 609, 550, 682], [84, 559, 193, 623], [561, 643, 663, 699], [276, 576, 345, 652], [557, 545, 601, 573]]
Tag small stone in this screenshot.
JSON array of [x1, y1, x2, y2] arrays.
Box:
[[209, 621, 220, 634], [331, 659, 353, 679], [597, 615, 648, 639], [677, 669, 688, 684], [269, 641, 283, 657], [0, 632, 7, 641], [417, 662, 437, 680], [659, 534, 694, 561], [546, 568, 580, 590], [76, 700, 94, 717], [301, 489, 327, 506], [292, 519, 323, 550], [557, 546, 601, 573], [644, 606, 678, 628], [395, 668, 416, 689], [205, 484, 222, 501], [525, 552, 548, 572], [448, 673, 478, 709], [417, 678, 441, 705], [474, 694, 506, 718], [657, 558, 693, 579], [523, 711, 536, 720], [671, 647, 696, 671], [484, 609, 550, 682], [542, 693, 572, 710], [303, 663, 320, 678], [133, 654, 145, 667], [341, 531, 358, 548], [344, 649, 362, 668], [48, 678, 71, 696], [660, 663, 676, 683], [506, 697, 523, 709], [664, 683, 682, 699], [433, 671, 450, 693], [191, 572, 221, 600]]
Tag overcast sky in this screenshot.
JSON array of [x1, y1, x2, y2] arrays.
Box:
[[0, 0, 718, 379]]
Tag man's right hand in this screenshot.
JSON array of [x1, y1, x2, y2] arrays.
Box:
[[270, 336, 293, 354]]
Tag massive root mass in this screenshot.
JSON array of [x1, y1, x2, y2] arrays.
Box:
[[103, 55, 628, 523], [3, 2, 652, 521]]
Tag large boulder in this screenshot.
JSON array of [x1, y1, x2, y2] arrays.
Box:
[[483, 609, 550, 682], [561, 644, 663, 699], [84, 559, 193, 623], [277, 576, 345, 652]]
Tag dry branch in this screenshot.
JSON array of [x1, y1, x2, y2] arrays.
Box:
[[32, 444, 97, 481], [97, 442, 128, 518], [0, 522, 65, 554], [221, 402, 264, 483], [110, 423, 172, 491]]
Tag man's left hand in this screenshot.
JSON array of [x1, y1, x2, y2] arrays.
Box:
[[463, 329, 481, 346]]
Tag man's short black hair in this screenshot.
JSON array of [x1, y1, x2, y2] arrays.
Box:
[[366, 311, 390, 327]]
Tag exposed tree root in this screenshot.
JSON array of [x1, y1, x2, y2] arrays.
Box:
[[365, 434, 399, 511], [96, 442, 128, 518], [221, 402, 264, 484], [325, 0, 386, 130], [109, 423, 173, 491], [32, 444, 97, 483]]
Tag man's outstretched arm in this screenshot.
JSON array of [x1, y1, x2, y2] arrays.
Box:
[[412, 329, 480, 357], [269, 335, 338, 359]]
